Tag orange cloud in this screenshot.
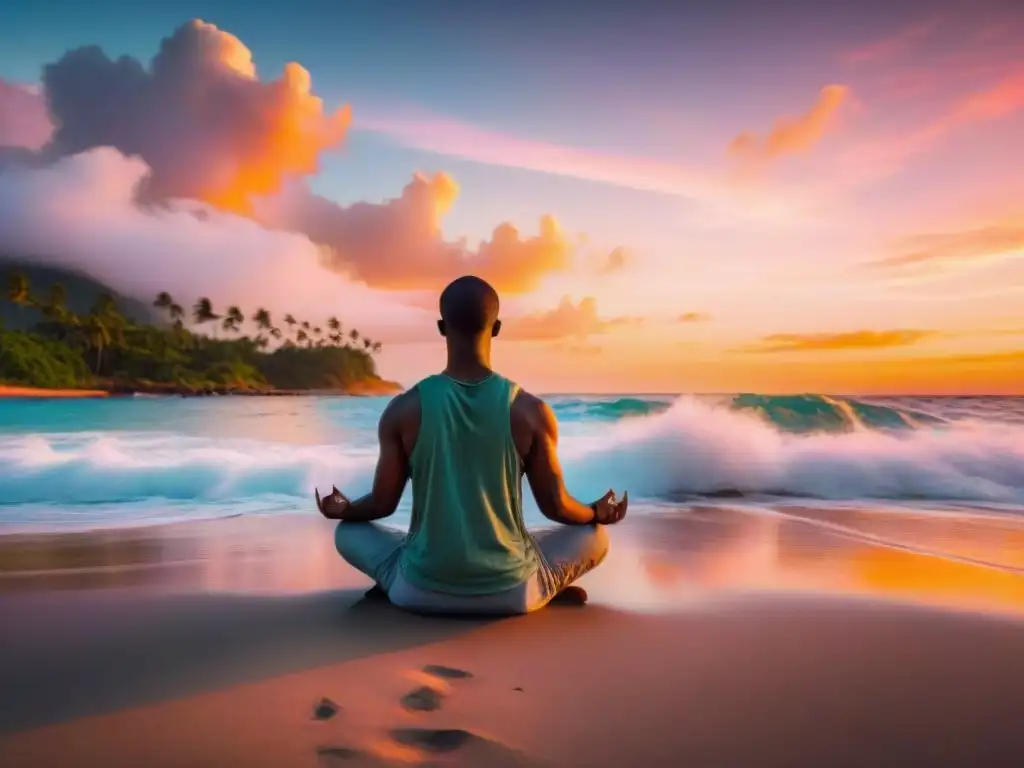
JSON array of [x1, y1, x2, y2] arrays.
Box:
[[869, 224, 1024, 273], [257, 175, 573, 293], [503, 296, 641, 341], [742, 329, 939, 353], [39, 19, 350, 214], [841, 17, 943, 65], [4, 19, 599, 297], [0, 80, 52, 151], [729, 85, 849, 165], [677, 312, 712, 323]]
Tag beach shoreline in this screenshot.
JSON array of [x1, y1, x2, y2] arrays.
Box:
[[2, 507, 1024, 765], [0, 379, 403, 399]]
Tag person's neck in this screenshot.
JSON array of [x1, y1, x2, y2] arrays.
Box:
[[443, 338, 493, 383]]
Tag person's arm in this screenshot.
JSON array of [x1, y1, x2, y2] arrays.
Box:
[[316, 394, 411, 523], [523, 399, 627, 526]]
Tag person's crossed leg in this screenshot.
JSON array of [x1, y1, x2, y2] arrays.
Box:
[[335, 521, 609, 615]]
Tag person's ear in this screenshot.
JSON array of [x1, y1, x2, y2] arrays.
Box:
[[492, 319, 501, 338], [437, 319, 446, 337]]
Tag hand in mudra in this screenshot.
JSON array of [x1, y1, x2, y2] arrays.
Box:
[[315, 485, 350, 520], [592, 489, 628, 525]]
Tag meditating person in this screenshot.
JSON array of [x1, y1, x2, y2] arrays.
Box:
[[315, 275, 628, 614]]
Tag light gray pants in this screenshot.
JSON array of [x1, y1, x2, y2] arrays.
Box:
[[334, 522, 610, 615]]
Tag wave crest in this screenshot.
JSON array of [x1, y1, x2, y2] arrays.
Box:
[[559, 397, 1023, 504], [1, 396, 1022, 527]]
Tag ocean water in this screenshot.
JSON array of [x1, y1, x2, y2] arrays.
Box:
[[0, 394, 1023, 533]]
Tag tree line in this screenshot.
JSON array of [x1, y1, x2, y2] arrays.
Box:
[[1, 271, 386, 393]]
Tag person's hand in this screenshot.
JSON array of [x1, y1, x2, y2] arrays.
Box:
[[315, 485, 350, 520], [591, 489, 628, 525]]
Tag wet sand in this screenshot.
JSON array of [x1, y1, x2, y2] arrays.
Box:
[[2, 507, 1024, 766]]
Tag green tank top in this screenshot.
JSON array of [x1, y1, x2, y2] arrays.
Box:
[[398, 372, 539, 595]]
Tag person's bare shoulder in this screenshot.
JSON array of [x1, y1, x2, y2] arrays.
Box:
[[380, 388, 421, 454], [510, 388, 553, 460], [511, 387, 545, 423], [383, 387, 420, 421]]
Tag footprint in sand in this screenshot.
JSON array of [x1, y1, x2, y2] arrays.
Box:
[[316, 745, 359, 760], [313, 697, 340, 720], [421, 664, 473, 680], [400, 664, 474, 712], [388, 728, 544, 766], [401, 684, 445, 712], [390, 728, 474, 753]]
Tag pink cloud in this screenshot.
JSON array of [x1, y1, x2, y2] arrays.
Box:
[[836, 67, 1024, 186], [841, 16, 943, 65], [254, 176, 576, 294], [355, 107, 819, 224], [0, 80, 53, 150], [355, 108, 724, 201], [0, 147, 421, 331]]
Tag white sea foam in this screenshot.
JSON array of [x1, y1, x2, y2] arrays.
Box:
[[2, 397, 1022, 533]]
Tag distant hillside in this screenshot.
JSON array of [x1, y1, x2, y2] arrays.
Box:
[[1, 258, 159, 329]]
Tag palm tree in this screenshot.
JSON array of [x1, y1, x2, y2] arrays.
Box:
[[153, 292, 173, 314], [252, 308, 272, 334], [270, 327, 282, 341], [329, 332, 341, 346], [301, 320, 311, 332], [348, 328, 359, 346], [222, 305, 244, 335], [296, 328, 309, 346], [168, 303, 185, 328], [83, 312, 112, 374], [41, 283, 75, 340], [41, 283, 72, 334], [363, 337, 372, 351], [192, 298, 220, 337], [93, 293, 118, 317], [6, 272, 33, 325], [283, 314, 297, 338], [45, 283, 68, 316], [327, 316, 341, 335], [87, 293, 124, 372], [313, 326, 322, 343], [371, 341, 382, 355]]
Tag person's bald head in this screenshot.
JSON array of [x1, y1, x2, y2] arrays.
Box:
[[438, 276, 501, 340]]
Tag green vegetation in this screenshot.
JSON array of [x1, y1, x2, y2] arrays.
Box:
[[1, 269, 390, 394]]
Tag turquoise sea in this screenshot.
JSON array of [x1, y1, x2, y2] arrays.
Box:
[[1, 394, 1023, 533]]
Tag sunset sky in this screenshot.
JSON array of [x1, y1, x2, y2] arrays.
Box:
[[0, 0, 1022, 393]]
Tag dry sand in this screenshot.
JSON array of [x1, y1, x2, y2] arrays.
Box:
[[2, 508, 1024, 766]]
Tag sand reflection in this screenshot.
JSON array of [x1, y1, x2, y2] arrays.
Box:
[[619, 505, 1024, 616], [2, 505, 1023, 617]]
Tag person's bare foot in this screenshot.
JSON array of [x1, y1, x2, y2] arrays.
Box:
[[550, 585, 588, 606]]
